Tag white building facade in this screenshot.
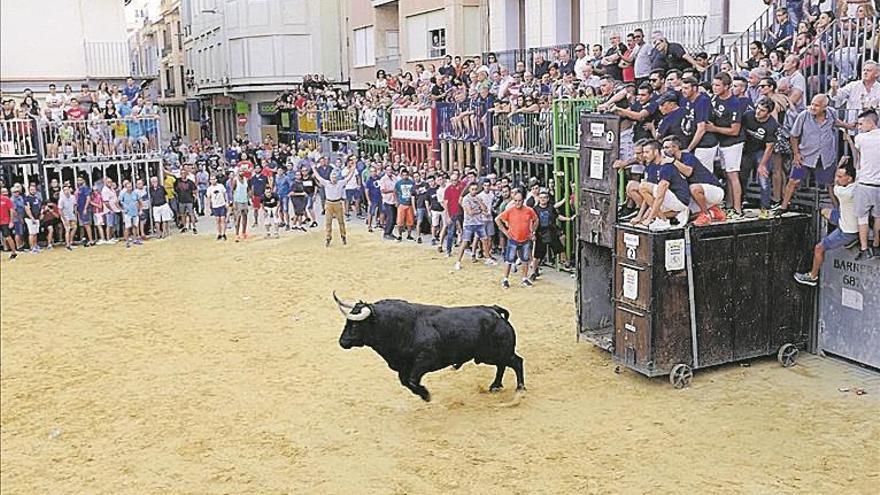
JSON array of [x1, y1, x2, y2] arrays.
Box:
[[1, 0, 132, 95], [181, 0, 348, 145]]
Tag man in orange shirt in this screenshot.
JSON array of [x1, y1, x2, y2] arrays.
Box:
[[495, 190, 538, 288]]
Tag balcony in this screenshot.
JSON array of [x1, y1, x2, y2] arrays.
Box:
[[85, 41, 133, 79], [0, 119, 38, 160], [37, 116, 162, 163]]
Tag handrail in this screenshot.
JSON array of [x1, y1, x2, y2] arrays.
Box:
[[0, 118, 39, 159], [720, 6, 774, 68], [37, 116, 162, 162], [488, 110, 552, 156], [601, 15, 707, 54]]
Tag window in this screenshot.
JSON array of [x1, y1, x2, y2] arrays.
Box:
[[406, 9, 445, 60], [429, 28, 446, 58], [354, 26, 375, 67], [386, 30, 399, 57]]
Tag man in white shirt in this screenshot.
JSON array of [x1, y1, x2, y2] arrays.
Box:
[[795, 165, 859, 286], [851, 109, 880, 261], [829, 61, 880, 135], [573, 43, 590, 82]]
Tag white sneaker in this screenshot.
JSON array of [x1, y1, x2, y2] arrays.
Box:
[[675, 208, 690, 227], [96, 239, 106, 245], [454, 261, 462, 270], [648, 218, 671, 231], [484, 258, 497, 266]]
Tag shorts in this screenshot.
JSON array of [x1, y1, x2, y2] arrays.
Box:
[[821, 227, 859, 251], [78, 211, 92, 225], [431, 210, 443, 227], [212, 206, 228, 217], [252, 196, 262, 209], [123, 214, 138, 229], [396, 205, 415, 227], [535, 232, 564, 260], [41, 218, 61, 230], [13, 221, 24, 236], [346, 189, 361, 202], [689, 183, 725, 212], [152, 203, 174, 222], [416, 207, 428, 225], [718, 142, 744, 173], [279, 196, 289, 213], [368, 202, 380, 217], [0, 224, 10, 237], [462, 223, 487, 242], [483, 220, 496, 237], [647, 183, 688, 213], [93, 212, 105, 226], [693, 146, 718, 173], [854, 183, 880, 224], [265, 206, 279, 221], [790, 163, 834, 186], [504, 239, 532, 264], [25, 218, 40, 235], [179, 202, 195, 218], [233, 202, 249, 215], [105, 211, 118, 227]]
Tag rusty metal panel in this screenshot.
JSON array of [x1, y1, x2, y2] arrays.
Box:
[[818, 247, 880, 369], [576, 242, 615, 351], [578, 113, 620, 248]]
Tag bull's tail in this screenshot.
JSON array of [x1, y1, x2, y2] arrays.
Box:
[[491, 305, 510, 320]]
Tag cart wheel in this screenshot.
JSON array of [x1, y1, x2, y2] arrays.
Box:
[[669, 364, 693, 389], [778, 344, 799, 368]]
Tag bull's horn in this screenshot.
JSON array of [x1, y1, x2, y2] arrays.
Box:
[[346, 305, 372, 321], [333, 291, 355, 310]]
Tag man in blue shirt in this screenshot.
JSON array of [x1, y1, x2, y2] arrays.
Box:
[[364, 166, 383, 233], [274, 165, 291, 229], [249, 164, 269, 227], [394, 168, 415, 241], [680, 77, 719, 171], [23, 184, 42, 252], [74, 176, 94, 246], [632, 139, 691, 230], [122, 77, 141, 102], [662, 136, 727, 227]]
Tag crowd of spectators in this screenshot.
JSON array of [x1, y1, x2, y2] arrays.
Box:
[[0, 77, 160, 160]]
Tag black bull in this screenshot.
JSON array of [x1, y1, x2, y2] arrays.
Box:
[[335, 294, 525, 401]]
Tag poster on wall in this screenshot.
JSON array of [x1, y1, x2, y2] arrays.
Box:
[[391, 108, 433, 141]]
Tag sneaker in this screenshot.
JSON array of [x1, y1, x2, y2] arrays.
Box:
[[65, 245, 73, 251], [397, 236, 403, 242], [310, 221, 318, 228], [30, 247, 39, 254], [192, 228, 198, 235], [619, 209, 639, 221], [693, 212, 712, 227], [342, 236, 347, 245], [675, 208, 690, 226], [133, 239, 143, 245], [221, 235, 227, 241], [758, 209, 770, 219], [648, 218, 671, 231], [325, 238, 331, 247], [501, 279, 510, 289], [855, 249, 874, 261], [216, 235, 222, 240], [471, 256, 479, 263], [430, 238, 437, 246], [454, 261, 462, 270], [235, 235, 240, 242], [793, 272, 818, 287], [406, 235, 414, 241], [368, 227, 373, 233], [709, 205, 727, 222], [484, 258, 497, 266], [125, 241, 131, 248], [521, 278, 534, 287], [9, 253, 17, 260], [384, 234, 397, 241]]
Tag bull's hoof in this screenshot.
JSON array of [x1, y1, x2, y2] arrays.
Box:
[[489, 385, 503, 393], [452, 363, 464, 370], [420, 392, 431, 402]]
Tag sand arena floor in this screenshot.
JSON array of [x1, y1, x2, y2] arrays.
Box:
[[1, 224, 879, 494]]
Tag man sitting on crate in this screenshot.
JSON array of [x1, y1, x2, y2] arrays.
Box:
[[630, 140, 691, 231], [661, 136, 728, 226]]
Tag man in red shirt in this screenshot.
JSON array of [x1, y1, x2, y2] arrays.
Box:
[[0, 187, 19, 259], [496, 190, 538, 288], [65, 98, 86, 120], [442, 170, 466, 256]]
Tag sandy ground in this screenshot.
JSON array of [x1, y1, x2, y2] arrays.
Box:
[[1, 219, 879, 495]]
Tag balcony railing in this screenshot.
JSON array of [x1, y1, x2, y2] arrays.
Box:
[[601, 15, 707, 54], [0, 119, 38, 159], [358, 107, 391, 141], [38, 116, 161, 162], [798, 15, 879, 99], [297, 109, 358, 135], [85, 41, 133, 79], [436, 101, 492, 144], [551, 98, 601, 152]]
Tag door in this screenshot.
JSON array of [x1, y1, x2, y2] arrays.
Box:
[[732, 232, 771, 359]]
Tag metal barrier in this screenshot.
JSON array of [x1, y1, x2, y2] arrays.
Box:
[[799, 16, 879, 100], [489, 110, 553, 156], [483, 43, 576, 72], [321, 109, 358, 134], [552, 98, 602, 152], [0, 118, 38, 158], [436, 101, 493, 143], [601, 16, 707, 53], [38, 116, 161, 162]]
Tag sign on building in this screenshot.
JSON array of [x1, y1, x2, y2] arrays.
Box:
[[391, 108, 434, 141]]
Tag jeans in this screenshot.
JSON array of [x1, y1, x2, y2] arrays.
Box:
[[746, 150, 774, 209], [445, 214, 462, 255], [198, 188, 207, 214], [382, 203, 397, 236]]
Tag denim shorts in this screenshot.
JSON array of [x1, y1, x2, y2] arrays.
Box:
[[821, 227, 859, 251], [462, 223, 486, 242], [790, 163, 834, 186], [505, 239, 532, 264]]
